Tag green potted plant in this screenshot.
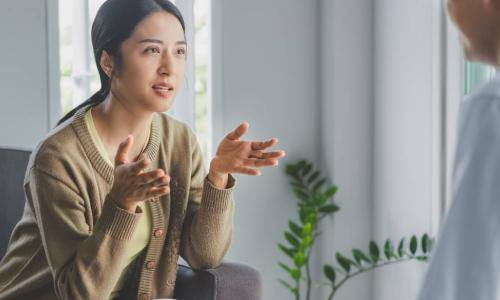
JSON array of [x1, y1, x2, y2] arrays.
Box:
[[278, 160, 433, 300]]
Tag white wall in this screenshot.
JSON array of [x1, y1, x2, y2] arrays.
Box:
[[319, 0, 374, 299], [216, 0, 322, 299], [0, 0, 59, 151], [372, 1, 444, 299]]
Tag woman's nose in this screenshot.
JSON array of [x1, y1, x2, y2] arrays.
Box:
[[158, 55, 175, 76]]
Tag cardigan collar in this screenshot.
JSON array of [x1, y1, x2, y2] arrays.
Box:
[[71, 103, 162, 184]]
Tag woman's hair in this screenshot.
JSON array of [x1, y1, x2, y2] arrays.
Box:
[[56, 0, 185, 126]]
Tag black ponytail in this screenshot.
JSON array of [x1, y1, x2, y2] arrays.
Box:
[[56, 0, 185, 126]]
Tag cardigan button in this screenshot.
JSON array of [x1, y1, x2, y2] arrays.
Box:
[[139, 293, 149, 300], [154, 229, 164, 238], [146, 261, 156, 270]]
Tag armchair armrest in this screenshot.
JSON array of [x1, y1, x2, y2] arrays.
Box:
[[173, 261, 262, 300]]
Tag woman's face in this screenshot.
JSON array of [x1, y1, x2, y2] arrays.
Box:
[[108, 11, 186, 115]]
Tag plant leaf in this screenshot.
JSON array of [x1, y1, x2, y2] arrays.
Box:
[[307, 171, 321, 184], [278, 262, 292, 274], [302, 163, 312, 176], [290, 268, 301, 280], [288, 221, 303, 238], [324, 186, 338, 198], [312, 178, 327, 193], [306, 212, 317, 224], [299, 209, 308, 224], [369, 241, 380, 263], [296, 160, 307, 171], [323, 264, 336, 284], [302, 222, 312, 236], [301, 235, 312, 249], [352, 248, 372, 265], [336, 252, 352, 273], [289, 180, 305, 190], [294, 252, 306, 267], [318, 204, 339, 214], [285, 232, 300, 248], [293, 188, 309, 202], [410, 235, 418, 255], [422, 234, 430, 254], [397, 238, 405, 257], [285, 165, 301, 181], [313, 192, 328, 207], [278, 279, 296, 293], [278, 243, 295, 259], [384, 239, 394, 260]]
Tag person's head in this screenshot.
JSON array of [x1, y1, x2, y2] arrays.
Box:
[[447, 0, 500, 65], [57, 0, 186, 126]]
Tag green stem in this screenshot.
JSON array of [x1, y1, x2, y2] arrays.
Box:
[[327, 257, 416, 300], [295, 276, 301, 300], [305, 251, 312, 300]]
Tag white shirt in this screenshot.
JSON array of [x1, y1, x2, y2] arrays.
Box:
[[418, 74, 500, 300]]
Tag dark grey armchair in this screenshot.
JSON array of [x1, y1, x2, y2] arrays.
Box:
[[0, 148, 262, 300]]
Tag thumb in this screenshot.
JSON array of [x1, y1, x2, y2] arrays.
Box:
[[226, 122, 249, 141], [115, 135, 133, 166]]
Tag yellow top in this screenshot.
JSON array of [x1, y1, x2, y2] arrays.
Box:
[[84, 107, 152, 299]]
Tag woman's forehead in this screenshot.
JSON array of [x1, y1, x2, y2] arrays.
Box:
[[129, 11, 185, 44]]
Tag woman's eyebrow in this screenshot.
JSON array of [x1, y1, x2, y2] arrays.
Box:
[[138, 38, 187, 45]]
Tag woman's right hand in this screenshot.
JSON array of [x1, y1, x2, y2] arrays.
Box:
[[109, 134, 170, 213]]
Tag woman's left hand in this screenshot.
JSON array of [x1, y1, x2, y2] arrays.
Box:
[[208, 122, 286, 188]]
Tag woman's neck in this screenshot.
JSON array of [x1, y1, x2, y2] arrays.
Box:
[[91, 93, 153, 163]]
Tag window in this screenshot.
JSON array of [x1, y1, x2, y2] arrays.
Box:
[[59, 0, 212, 162], [463, 61, 496, 95]]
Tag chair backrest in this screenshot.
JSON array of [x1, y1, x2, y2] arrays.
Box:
[[0, 148, 31, 257]]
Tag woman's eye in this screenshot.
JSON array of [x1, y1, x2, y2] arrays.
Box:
[[145, 47, 160, 54], [177, 48, 186, 55]]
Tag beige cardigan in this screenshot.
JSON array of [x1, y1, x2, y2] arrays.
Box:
[[0, 104, 235, 300]]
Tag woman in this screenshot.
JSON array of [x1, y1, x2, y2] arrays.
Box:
[[0, 0, 285, 299]]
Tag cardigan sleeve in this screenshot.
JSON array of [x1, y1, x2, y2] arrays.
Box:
[[28, 165, 142, 300], [179, 130, 236, 270]]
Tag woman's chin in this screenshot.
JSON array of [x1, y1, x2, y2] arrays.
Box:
[[151, 98, 174, 113]]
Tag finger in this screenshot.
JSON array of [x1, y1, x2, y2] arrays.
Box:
[[249, 150, 286, 159], [233, 166, 261, 176], [259, 150, 286, 159], [115, 135, 134, 166], [225, 122, 249, 141], [137, 169, 167, 185], [249, 150, 264, 159], [130, 157, 152, 174], [243, 158, 279, 168], [251, 138, 278, 151], [141, 173, 170, 188], [145, 185, 170, 198]]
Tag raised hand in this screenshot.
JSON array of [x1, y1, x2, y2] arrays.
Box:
[[109, 135, 170, 213], [208, 122, 286, 187]]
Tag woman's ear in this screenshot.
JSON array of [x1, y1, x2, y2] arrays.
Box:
[[100, 50, 114, 78]]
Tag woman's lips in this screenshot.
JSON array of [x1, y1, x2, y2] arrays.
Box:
[[152, 85, 174, 98]]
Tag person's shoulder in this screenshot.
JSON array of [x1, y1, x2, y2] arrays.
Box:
[[458, 74, 500, 129], [27, 116, 83, 180], [455, 74, 500, 159], [463, 74, 500, 110]]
